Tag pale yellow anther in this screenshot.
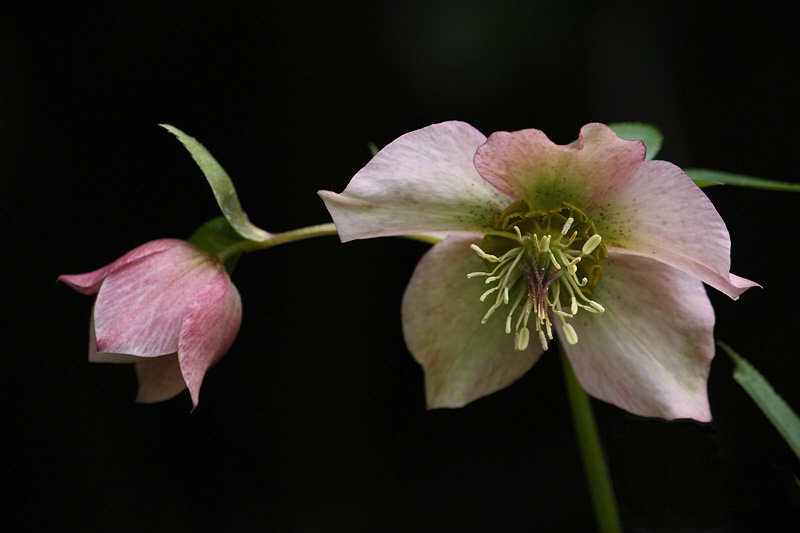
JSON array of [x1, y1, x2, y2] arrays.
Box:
[[563, 323, 579, 345], [561, 217, 574, 235], [516, 327, 531, 351], [582, 234, 602, 255]]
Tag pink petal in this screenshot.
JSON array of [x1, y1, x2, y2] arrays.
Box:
[[560, 253, 716, 421], [473, 123, 756, 300], [135, 354, 187, 403], [177, 272, 242, 408], [473, 123, 646, 212], [402, 235, 543, 408], [58, 239, 182, 295], [93, 241, 221, 356], [319, 121, 511, 242], [595, 159, 758, 299], [88, 311, 138, 363], [90, 312, 186, 402]]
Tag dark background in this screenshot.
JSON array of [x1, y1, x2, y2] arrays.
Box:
[[4, 2, 800, 531]]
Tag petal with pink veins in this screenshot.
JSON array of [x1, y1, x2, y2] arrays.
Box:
[[87, 312, 138, 363], [58, 239, 182, 295], [178, 273, 242, 408], [93, 242, 220, 356]]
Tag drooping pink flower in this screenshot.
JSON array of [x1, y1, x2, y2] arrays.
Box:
[[319, 122, 757, 421], [59, 238, 241, 408]]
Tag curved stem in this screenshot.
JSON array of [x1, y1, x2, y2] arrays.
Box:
[[216, 223, 339, 261], [559, 345, 622, 533], [217, 223, 442, 261], [257, 223, 339, 249]]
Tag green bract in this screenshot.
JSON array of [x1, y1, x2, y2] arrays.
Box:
[[160, 124, 271, 243]]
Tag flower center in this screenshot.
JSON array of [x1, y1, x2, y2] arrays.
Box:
[[467, 200, 607, 351]]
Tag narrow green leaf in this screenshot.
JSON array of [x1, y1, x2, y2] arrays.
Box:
[[160, 124, 271, 242], [685, 168, 800, 192], [607, 122, 663, 160], [718, 341, 800, 460]]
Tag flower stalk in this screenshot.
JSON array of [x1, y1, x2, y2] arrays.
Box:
[[216, 222, 340, 261], [560, 343, 622, 533]]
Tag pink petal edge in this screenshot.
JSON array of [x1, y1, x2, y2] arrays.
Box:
[[58, 239, 185, 295], [177, 272, 242, 409], [473, 123, 646, 212]]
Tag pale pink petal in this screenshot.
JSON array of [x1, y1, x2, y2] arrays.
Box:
[[473, 123, 756, 300], [319, 121, 511, 242], [559, 254, 716, 421], [177, 273, 242, 408], [595, 160, 758, 300], [58, 239, 182, 295], [90, 313, 187, 402], [135, 354, 187, 403], [87, 311, 138, 363], [473, 123, 645, 212], [93, 242, 220, 356], [402, 235, 543, 408]]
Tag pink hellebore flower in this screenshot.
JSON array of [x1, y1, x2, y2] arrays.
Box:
[[59, 238, 242, 408], [319, 121, 757, 421]]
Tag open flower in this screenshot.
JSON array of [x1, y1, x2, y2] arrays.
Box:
[[59, 238, 241, 408], [319, 121, 757, 421]]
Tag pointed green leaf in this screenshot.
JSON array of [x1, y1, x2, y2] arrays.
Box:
[[608, 122, 663, 160], [160, 124, 271, 242], [718, 341, 800, 461], [685, 168, 800, 191]]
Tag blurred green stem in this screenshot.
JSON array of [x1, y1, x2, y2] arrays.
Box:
[[560, 346, 622, 533]]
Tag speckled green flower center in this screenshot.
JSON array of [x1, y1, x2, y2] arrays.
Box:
[[468, 200, 608, 351]]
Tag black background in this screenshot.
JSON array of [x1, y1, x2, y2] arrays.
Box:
[[4, 2, 800, 531]]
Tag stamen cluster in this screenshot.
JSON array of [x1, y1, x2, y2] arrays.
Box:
[[468, 201, 607, 351]]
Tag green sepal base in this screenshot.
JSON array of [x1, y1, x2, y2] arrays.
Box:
[[188, 216, 247, 273]]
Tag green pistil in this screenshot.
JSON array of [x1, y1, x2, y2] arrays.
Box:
[[468, 201, 607, 351]]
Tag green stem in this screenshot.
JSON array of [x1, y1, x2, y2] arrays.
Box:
[[217, 222, 442, 261], [216, 223, 339, 261], [256, 223, 339, 249], [559, 346, 622, 533]]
